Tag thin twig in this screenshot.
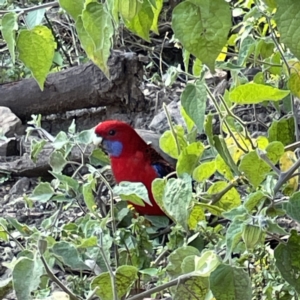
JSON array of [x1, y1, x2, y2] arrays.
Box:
[[98, 231, 118, 300], [0, 1, 58, 15], [40, 254, 81, 300], [126, 273, 193, 300], [256, 148, 280, 176], [97, 170, 119, 267]]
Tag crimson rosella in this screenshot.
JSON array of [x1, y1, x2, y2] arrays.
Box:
[[94, 120, 174, 215]]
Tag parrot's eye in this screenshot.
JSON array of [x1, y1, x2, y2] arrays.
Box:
[[108, 129, 116, 136]]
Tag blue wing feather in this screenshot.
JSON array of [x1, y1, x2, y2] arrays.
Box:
[[144, 144, 174, 178]]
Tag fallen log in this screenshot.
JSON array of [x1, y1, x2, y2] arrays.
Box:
[[0, 51, 145, 121]]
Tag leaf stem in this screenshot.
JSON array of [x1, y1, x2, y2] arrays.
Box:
[[126, 273, 194, 300], [97, 169, 119, 267]]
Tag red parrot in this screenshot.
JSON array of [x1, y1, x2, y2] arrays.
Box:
[[94, 120, 174, 215]]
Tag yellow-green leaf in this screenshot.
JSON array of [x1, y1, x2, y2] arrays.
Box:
[[176, 142, 204, 176], [208, 181, 241, 211], [193, 160, 216, 182], [17, 26, 56, 90], [125, 0, 154, 41], [288, 72, 300, 98], [159, 126, 187, 159], [229, 83, 290, 104]]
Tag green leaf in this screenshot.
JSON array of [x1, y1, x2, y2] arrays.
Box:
[[180, 81, 207, 133], [53, 131, 69, 149], [193, 250, 220, 276], [106, 0, 119, 24], [30, 139, 47, 163], [176, 142, 204, 176], [89, 148, 110, 166], [49, 151, 67, 173], [52, 241, 89, 270], [118, 0, 142, 21], [188, 204, 205, 230], [82, 180, 97, 213], [213, 136, 240, 176], [166, 245, 200, 278], [172, 0, 231, 71], [204, 113, 214, 147], [207, 181, 241, 211], [275, 230, 300, 293], [159, 125, 187, 159], [262, 0, 277, 9], [81, 3, 114, 77], [266, 219, 288, 235], [59, 0, 84, 20], [268, 52, 281, 76], [1, 12, 18, 63], [230, 83, 290, 104], [30, 182, 54, 202], [243, 191, 266, 212], [13, 256, 44, 300], [275, 0, 300, 61], [78, 236, 98, 248], [91, 265, 138, 300], [113, 181, 150, 207], [196, 202, 225, 216], [6, 217, 35, 236], [173, 276, 210, 300], [255, 38, 275, 60], [215, 154, 234, 180], [237, 36, 256, 66], [50, 172, 80, 192], [75, 128, 94, 144], [239, 151, 269, 188], [16, 26, 56, 90], [150, 0, 163, 34], [125, 0, 154, 41], [239, 142, 284, 188], [193, 160, 216, 182], [192, 58, 202, 77], [225, 216, 246, 260], [163, 174, 193, 229], [288, 72, 300, 98], [268, 117, 295, 146], [211, 264, 252, 300], [284, 191, 300, 223], [0, 219, 8, 241], [180, 106, 195, 133], [151, 178, 167, 212], [265, 141, 285, 164], [25, 8, 46, 29]]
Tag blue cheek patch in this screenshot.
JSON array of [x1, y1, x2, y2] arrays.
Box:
[[103, 140, 123, 157]]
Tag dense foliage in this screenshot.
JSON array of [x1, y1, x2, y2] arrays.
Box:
[[2, 0, 300, 299]]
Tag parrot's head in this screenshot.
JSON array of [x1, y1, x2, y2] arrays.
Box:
[[94, 120, 145, 157]]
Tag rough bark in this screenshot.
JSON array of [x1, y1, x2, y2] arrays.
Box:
[[0, 51, 145, 121]]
